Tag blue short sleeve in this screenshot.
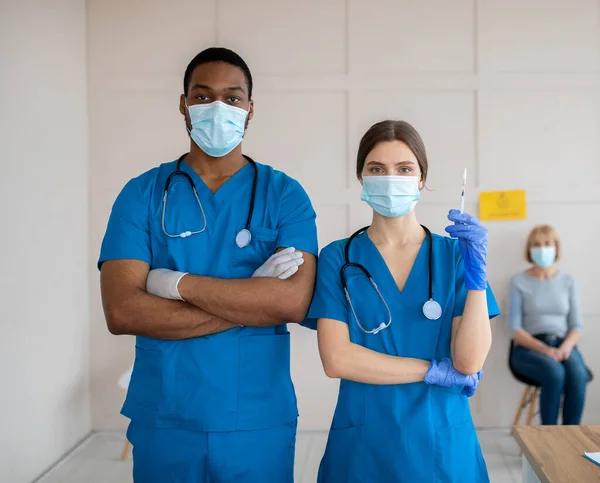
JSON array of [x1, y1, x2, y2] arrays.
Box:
[[98, 178, 151, 270], [302, 242, 348, 330], [276, 179, 318, 256], [453, 244, 500, 319]]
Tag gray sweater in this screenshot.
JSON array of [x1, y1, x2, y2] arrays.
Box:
[[508, 272, 583, 337]]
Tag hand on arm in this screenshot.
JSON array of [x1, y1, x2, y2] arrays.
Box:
[[317, 318, 482, 396], [445, 210, 492, 374], [317, 318, 430, 384], [147, 248, 316, 326], [101, 260, 238, 339]]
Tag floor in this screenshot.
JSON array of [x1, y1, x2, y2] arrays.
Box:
[[36, 429, 522, 483]]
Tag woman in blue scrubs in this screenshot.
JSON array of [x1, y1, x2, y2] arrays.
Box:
[[99, 48, 317, 482], [307, 120, 500, 482]]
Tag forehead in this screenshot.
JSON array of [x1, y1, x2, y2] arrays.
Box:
[[188, 61, 248, 90], [366, 140, 418, 161], [531, 233, 555, 243]]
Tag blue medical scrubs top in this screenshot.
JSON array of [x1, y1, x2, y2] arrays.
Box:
[[99, 157, 318, 432], [305, 232, 500, 482]]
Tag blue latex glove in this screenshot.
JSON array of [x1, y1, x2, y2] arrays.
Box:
[[424, 357, 484, 398], [445, 210, 488, 291]]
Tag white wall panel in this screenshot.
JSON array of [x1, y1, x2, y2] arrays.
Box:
[[90, 87, 187, 187], [479, 90, 600, 201], [1, 1, 90, 481], [480, 0, 600, 73], [350, 90, 476, 200], [243, 92, 347, 203], [218, 0, 346, 75], [290, 323, 340, 431], [88, 0, 216, 77], [315, 205, 349, 249], [349, 0, 476, 73], [88, 0, 600, 433]]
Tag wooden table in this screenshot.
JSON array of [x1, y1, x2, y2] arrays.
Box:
[[513, 425, 600, 482]]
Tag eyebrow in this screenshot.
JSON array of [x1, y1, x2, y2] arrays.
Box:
[[190, 84, 246, 93], [366, 160, 416, 166]]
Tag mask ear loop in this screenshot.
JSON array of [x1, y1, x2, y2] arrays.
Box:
[[184, 99, 192, 136]]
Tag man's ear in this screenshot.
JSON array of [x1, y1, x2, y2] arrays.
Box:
[[179, 94, 187, 116], [247, 99, 254, 121]]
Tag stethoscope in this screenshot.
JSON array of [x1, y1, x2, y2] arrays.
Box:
[[340, 225, 443, 335], [161, 153, 258, 248]]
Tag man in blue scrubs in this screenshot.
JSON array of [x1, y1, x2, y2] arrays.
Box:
[[99, 47, 318, 482]]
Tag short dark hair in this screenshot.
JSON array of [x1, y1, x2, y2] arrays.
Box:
[[183, 47, 253, 98], [356, 120, 428, 182]]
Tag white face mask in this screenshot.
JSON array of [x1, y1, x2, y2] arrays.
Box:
[[530, 246, 556, 268], [186, 101, 249, 157], [360, 176, 420, 218]]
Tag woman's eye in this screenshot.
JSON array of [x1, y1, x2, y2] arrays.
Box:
[[371, 167, 383, 174], [400, 167, 411, 174]]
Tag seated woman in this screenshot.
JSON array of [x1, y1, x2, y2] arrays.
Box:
[[306, 120, 500, 482], [509, 225, 588, 425]]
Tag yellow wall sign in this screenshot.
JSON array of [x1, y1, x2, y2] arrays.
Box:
[[479, 190, 527, 221]]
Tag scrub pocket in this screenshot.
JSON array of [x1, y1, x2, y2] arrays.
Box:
[[126, 346, 163, 410], [318, 426, 365, 483], [330, 381, 366, 430], [434, 423, 489, 483], [230, 227, 279, 276], [237, 332, 297, 427]]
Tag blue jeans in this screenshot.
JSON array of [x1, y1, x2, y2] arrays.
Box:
[[511, 338, 588, 425]]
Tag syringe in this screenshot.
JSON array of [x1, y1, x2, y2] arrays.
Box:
[[460, 168, 467, 213]]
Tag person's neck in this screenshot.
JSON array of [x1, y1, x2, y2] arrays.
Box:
[[185, 143, 247, 179], [367, 211, 425, 248], [528, 265, 557, 280]]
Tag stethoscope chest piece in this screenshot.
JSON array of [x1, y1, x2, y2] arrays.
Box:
[[235, 228, 252, 248], [422, 299, 442, 320]]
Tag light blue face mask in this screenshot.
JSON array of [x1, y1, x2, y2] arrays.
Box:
[[360, 176, 420, 218], [530, 246, 556, 268], [186, 101, 249, 157]]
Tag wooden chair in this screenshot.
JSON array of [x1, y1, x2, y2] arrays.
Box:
[[509, 340, 594, 431], [121, 439, 131, 460]]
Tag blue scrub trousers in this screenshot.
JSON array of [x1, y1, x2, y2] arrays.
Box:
[[127, 420, 297, 483], [511, 337, 588, 425]]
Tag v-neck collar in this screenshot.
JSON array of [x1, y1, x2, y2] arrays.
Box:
[[362, 231, 429, 296], [179, 158, 254, 206]]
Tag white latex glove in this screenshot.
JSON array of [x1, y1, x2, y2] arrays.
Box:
[[146, 268, 188, 301], [252, 247, 304, 280]]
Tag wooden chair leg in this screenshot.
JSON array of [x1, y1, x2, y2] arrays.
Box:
[[121, 439, 131, 460], [526, 387, 539, 425], [511, 386, 532, 434]]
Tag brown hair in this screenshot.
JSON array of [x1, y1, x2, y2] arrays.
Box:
[[525, 225, 561, 263], [356, 120, 428, 182]]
